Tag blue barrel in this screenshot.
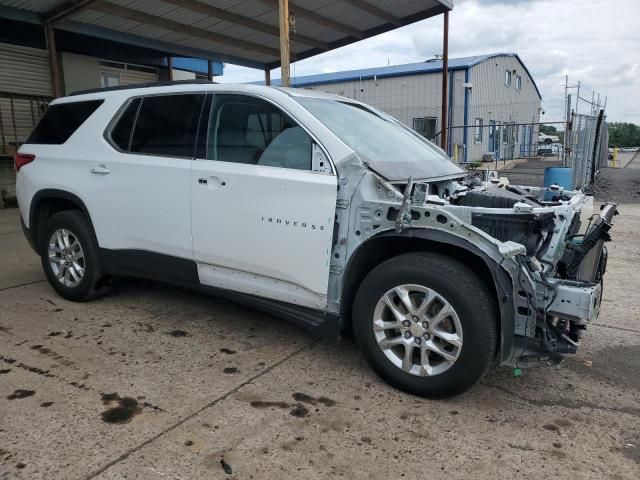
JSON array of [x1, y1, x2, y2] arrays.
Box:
[[544, 167, 573, 199]]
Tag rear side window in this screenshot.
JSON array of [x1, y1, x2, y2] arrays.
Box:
[[130, 94, 204, 157], [26, 100, 103, 144], [110, 98, 141, 151]]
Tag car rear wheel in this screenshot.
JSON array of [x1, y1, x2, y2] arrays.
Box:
[[40, 210, 110, 302], [353, 252, 498, 397]]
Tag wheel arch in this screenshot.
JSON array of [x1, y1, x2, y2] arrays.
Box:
[[29, 189, 95, 254], [340, 229, 515, 362]]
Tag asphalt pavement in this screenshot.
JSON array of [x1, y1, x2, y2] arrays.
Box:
[[0, 201, 639, 479]]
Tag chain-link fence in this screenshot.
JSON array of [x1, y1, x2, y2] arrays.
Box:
[[372, 74, 572, 167], [565, 111, 608, 189], [384, 74, 609, 189]]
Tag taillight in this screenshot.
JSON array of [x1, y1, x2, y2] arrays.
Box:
[[14, 153, 36, 172]]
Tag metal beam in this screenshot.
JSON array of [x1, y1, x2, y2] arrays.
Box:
[[344, 0, 401, 26], [59, 20, 267, 69], [256, 0, 364, 39], [160, 0, 328, 51], [440, 10, 449, 151], [167, 55, 174, 81], [92, 2, 281, 58], [0, 5, 44, 23], [45, 24, 63, 97], [279, 0, 291, 88], [45, 0, 103, 24]]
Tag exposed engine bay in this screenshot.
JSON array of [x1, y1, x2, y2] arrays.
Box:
[[430, 172, 616, 365], [336, 164, 617, 368]]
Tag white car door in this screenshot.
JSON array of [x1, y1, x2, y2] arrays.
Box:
[[87, 92, 204, 266], [191, 94, 337, 309]]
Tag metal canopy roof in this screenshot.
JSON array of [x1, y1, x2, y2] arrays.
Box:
[[0, 0, 452, 69]]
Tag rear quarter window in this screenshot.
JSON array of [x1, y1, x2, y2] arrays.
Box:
[[110, 98, 141, 151], [129, 94, 204, 158], [26, 100, 103, 144]]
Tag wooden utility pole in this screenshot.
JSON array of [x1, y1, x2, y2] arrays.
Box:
[[207, 60, 213, 81], [279, 0, 291, 87], [440, 11, 449, 151], [45, 24, 62, 97], [265, 68, 271, 86]]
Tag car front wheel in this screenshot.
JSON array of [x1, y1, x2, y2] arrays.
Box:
[[353, 252, 498, 397]]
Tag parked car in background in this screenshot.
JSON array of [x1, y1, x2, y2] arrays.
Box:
[[537, 143, 561, 157], [15, 82, 616, 397], [539, 132, 560, 144]]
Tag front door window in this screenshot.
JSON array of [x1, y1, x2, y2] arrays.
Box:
[[208, 95, 311, 171]]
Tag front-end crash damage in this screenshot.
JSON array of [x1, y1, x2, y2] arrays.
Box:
[[330, 157, 617, 369]]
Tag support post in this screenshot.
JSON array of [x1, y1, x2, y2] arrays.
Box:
[[563, 74, 568, 165], [45, 24, 62, 97], [207, 60, 213, 81], [279, 0, 291, 87], [590, 108, 605, 183], [440, 11, 449, 151], [563, 93, 572, 167], [167, 56, 174, 81], [265, 68, 271, 86]]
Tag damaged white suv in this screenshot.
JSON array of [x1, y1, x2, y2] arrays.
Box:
[[16, 82, 616, 397]]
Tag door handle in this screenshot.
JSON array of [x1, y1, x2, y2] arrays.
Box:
[[90, 164, 110, 175], [198, 176, 226, 187]]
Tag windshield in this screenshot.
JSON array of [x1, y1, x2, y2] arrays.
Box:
[[296, 97, 464, 181]]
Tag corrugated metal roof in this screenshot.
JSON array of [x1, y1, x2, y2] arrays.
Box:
[[0, 0, 452, 69], [0, 0, 60, 12], [262, 52, 542, 98]]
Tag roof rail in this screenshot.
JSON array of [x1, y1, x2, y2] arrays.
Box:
[[69, 79, 216, 96]]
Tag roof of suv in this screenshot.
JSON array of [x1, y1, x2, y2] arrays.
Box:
[[53, 83, 347, 105]]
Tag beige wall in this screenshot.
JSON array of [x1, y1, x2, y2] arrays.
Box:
[[61, 52, 101, 95], [171, 69, 196, 81]]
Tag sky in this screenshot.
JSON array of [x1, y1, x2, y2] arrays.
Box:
[[215, 0, 640, 123]]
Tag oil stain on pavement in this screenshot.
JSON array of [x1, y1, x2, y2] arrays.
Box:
[[100, 393, 143, 424]]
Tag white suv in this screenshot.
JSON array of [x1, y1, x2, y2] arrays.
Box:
[[16, 82, 615, 397]]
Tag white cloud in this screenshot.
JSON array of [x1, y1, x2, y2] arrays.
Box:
[[216, 0, 640, 122]]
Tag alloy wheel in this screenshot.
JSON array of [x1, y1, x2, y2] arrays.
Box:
[[48, 228, 86, 288], [372, 284, 463, 377]]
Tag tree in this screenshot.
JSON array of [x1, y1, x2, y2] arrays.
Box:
[[539, 124, 564, 144], [539, 125, 558, 134], [608, 122, 640, 147]]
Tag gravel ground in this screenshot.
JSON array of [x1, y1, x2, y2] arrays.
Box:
[[500, 152, 640, 205], [501, 158, 562, 187], [588, 152, 640, 203]]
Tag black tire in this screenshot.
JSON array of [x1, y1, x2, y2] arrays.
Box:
[[352, 252, 498, 397], [39, 210, 111, 302]]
